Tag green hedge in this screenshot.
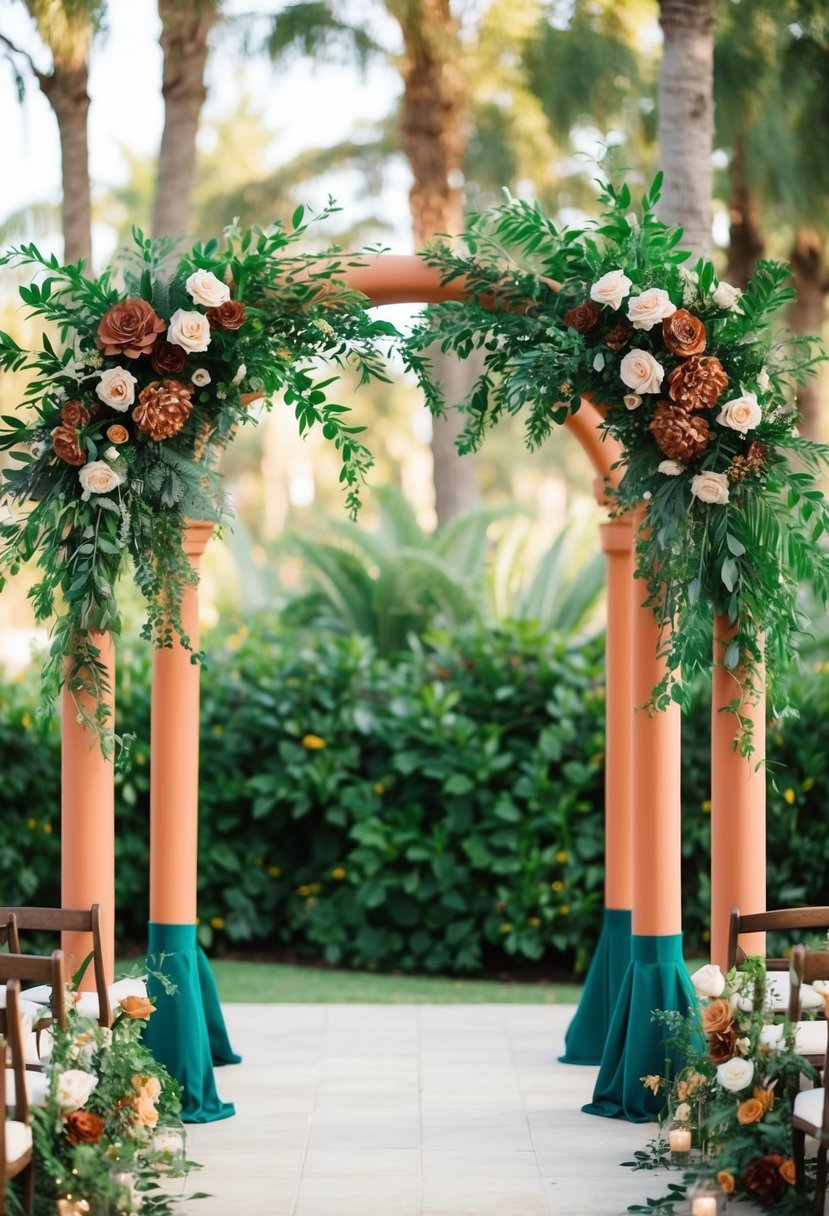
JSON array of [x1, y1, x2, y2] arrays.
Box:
[[0, 619, 827, 975]]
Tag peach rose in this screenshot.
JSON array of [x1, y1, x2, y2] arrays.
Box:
[[779, 1159, 796, 1186], [106, 424, 129, 445], [96, 366, 137, 411], [701, 998, 734, 1035], [119, 995, 156, 1020], [133, 1075, 162, 1101], [134, 1090, 159, 1127], [691, 471, 730, 505], [97, 298, 166, 358], [167, 309, 211, 353], [185, 269, 230, 309], [717, 391, 762, 434], [623, 394, 642, 410], [78, 460, 125, 499], [590, 269, 632, 311], [737, 1097, 765, 1124], [627, 287, 677, 331], [717, 1171, 735, 1195], [619, 349, 664, 394]]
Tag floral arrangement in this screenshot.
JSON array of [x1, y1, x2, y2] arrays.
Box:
[[404, 174, 828, 746], [629, 959, 816, 1213], [0, 205, 395, 753], [24, 989, 196, 1215]]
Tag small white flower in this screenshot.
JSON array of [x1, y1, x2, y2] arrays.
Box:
[[232, 363, 247, 386], [757, 368, 770, 392], [29, 440, 47, 459], [623, 394, 642, 411], [712, 280, 742, 310], [191, 368, 211, 387], [186, 269, 230, 309], [717, 1057, 754, 1092], [736, 1036, 751, 1057], [627, 288, 677, 331], [691, 471, 730, 505], [97, 366, 137, 411], [642, 491, 652, 500], [592, 352, 606, 372], [590, 269, 633, 311], [103, 446, 120, 462], [717, 391, 762, 434], [658, 460, 684, 476]]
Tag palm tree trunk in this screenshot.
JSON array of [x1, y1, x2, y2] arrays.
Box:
[[788, 226, 827, 441], [152, 0, 219, 239], [40, 63, 93, 264], [392, 0, 480, 525], [725, 140, 765, 288], [656, 0, 717, 258]]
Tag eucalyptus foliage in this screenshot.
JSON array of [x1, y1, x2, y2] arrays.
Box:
[[404, 175, 828, 747]]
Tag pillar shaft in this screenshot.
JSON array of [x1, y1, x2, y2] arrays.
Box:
[[61, 632, 115, 984], [710, 615, 766, 968]]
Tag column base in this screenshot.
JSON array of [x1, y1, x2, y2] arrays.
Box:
[[559, 908, 631, 1065], [144, 922, 240, 1123], [582, 933, 695, 1123]]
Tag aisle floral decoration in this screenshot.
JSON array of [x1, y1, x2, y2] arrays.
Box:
[[403, 174, 829, 747], [626, 958, 815, 1214], [22, 990, 198, 1215], [0, 204, 396, 755]]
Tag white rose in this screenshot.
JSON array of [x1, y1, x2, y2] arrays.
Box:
[[55, 1068, 97, 1111], [590, 269, 632, 311], [191, 368, 211, 387], [623, 394, 642, 411], [231, 363, 247, 386], [716, 1057, 754, 1092], [619, 349, 664, 395], [627, 287, 677, 330], [717, 391, 761, 434], [691, 471, 730, 505], [185, 269, 230, 309], [690, 963, 726, 998], [167, 309, 211, 354], [96, 366, 137, 412], [712, 280, 742, 310], [592, 352, 606, 372], [757, 368, 770, 392], [78, 460, 125, 500], [674, 1102, 691, 1123], [658, 459, 684, 476]]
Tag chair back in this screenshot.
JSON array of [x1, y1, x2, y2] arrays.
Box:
[[0, 979, 34, 1215], [0, 906, 110, 1028], [790, 946, 829, 1134], [727, 905, 829, 971], [0, 951, 66, 1031]]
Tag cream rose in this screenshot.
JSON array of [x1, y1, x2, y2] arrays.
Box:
[[619, 349, 664, 395], [55, 1068, 97, 1112], [717, 391, 762, 434], [658, 459, 685, 476], [590, 269, 632, 311], [627, 288, 677, 330], [690, 963, 726, 998], [717, 1057, 754, 1093], [712, 280, 742, 310], [674, 1102, 691, 1123], [623, 394, 642, 410], [185, 269, 230, 309], [691, 471, 730, 505], [78, 460, 125, 500], [191, 368, 211, 386], [103, 446, 120, 463], [96, 366, 137, 411], [167, 309, 211, 354]]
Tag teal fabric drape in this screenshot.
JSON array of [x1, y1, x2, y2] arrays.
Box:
[[145, 922, 239, 1123], [560, 908, 632, 1065], [583, 933, 696, 1122]]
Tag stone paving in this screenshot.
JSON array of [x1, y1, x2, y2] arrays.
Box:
[[182, 1003, 731, 1216]]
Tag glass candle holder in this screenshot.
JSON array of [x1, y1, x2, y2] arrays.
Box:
[[667, 1122, 692, 1165], [151, 1124, 187, 1172], [689, 1184, 726, 1215], [110, 1167, 139, 1214]]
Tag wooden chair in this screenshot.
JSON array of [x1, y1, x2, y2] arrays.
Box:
[[0, 979, 34, 1215], [790, 946, 829, 1212], [0, 951, 66, 1096], [727, 905, 829, 1015], [0, 905, 111, 1028]]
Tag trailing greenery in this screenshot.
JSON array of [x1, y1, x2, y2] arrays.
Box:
[[2, 619, 829, 974]]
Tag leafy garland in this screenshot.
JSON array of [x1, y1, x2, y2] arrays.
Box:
[[0, 204, 395, 756], [403, 175, 829, 748]]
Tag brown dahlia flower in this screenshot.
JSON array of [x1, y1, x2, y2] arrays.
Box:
[[744, 1154, 789, 1204], [708, 1026, 738, 1064], [649, 402, 710, 461], [727, 441, 769, 483], [662, 309, 707, 358], [52, 424, 86, 466], [667, 354, 729, 411], [133, 380, 194, 442], [151, 338, 189, 375], [65, 1109, 106, 1145], [97, 298, 166, 359], [60, 399, 90, 428], [563, 301, 601, 334], [206, 300, 246, 331]]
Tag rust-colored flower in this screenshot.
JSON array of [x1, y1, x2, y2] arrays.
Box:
[[52, 425, 86, 466], [106, 424, 129, 445], [661, 309, 707, 357], [96, 298, 166, 358], [119, 994, 156, 1020], [603, 318, 633, 351], [151, 338, 189, 375], [649, 402, 710, 461], [132, 380, 194, 442], [667, 354, 729, 411], [737, 1097, 765, 1124], [65, 1109, 105, 1145], [744, 1154, 788, 1204], [206, 300, 246, 331], [709, 1025, 738, 1064], [563, 301, 601, 334], [701, 998, 733, 1035], [717, 1171, 735, 1195], [779, 1159, 796, 1186], [753, 1083, 776, 1113], [60, 399, 90, 428]]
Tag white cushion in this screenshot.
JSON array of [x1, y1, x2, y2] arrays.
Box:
[[761, 1020, 828, 1057], [4, 1119, 32, 1164], [794, 1086, 827, 1128], [5, 1068, 49, 1108], [732, 972, 824, 1013], [23, 976, 147, 1022]]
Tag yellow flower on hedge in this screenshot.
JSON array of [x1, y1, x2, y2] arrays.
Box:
[[42, 823, 53, 834], [551, 880, 564, 892], [499, 922, 513, 934], [211, 724, 224, 737], [555, 851, 568, 864], [298, 885, 312, 897], [267, 865, 282, 878], [527, 916, 540, 927], [373, 782, 385, 796], [27, 818, 37, 830], [302, 734, 326, 750], [210, 917, 226, 930], [804, 777, 815, 791], [783, 788, 796, 805], [227, 634, 242, 651], [21, 713, 31, 729], [701, 799, 712, 813], [331, 867, 347, 880], [560, 905, 570, 916]]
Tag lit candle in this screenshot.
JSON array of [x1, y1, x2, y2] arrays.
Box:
[[691, 1198, 718, 1216], [668, 1127, 691, 1152]]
